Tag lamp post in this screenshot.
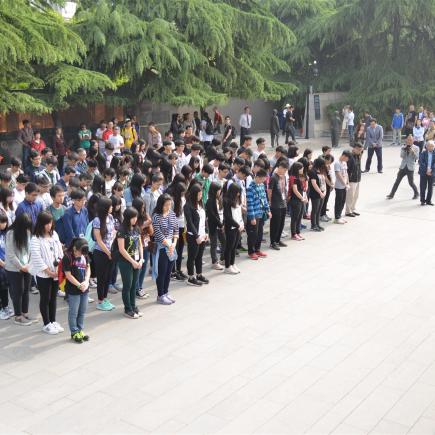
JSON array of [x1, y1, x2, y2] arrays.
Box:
[[305, 60, 318, 140]]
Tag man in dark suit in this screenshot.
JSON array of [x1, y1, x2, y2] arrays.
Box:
[[419, 140, 435, 206]]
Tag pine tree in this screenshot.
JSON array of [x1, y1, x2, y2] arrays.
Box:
[[76, 0, 297, 107], [0, 0, 114, 114]]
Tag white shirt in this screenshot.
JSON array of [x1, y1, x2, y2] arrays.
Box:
[[413, 126, 425, 142], [105, 179, 116, 197], [108, 134, 124, 154], [347, 111, 355, 126], [13, 188, 25, 209], [30, 233, 63, 279], [198, 206, 206, 236], [38, 192, 53, 210], [239, 113, 252, 129], [96, 128, 106, 151], [231, 205, 244, 230], [253, 150, 266, 161]]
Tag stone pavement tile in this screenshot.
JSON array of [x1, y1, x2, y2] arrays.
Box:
[[215, 398, 284, 434], [331, 422, 367, 434], [407, 417, 435, 435], [254, 393, 332, 434], [309, 343, 356, 371], [307, 395, 364, 434], [384, 382, 435, 428], [177, 413, 227, 434], [369, 419, 408, 435], [154, 419, 188, 434], [0, 402, 37, 432], [382, 359, 429, 392], [341, 385, 404, 432]]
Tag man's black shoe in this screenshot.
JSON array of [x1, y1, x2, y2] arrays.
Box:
[[386, 194, 393, 199], [427, 202, 434, 206], [278, 241, 287, 247], [270, 243, 280, 251], [412, 194, 419, 200]]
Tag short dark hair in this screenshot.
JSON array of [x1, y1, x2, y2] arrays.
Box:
[[0, 172, 11, 182], [276, 160, 290, 169], [25, 182, 38, 194], [45, 156, 58, 166], [30, 150, 40, 160], [256, 168, 268, 178], [322, 145, 331, 153], [256, 137, 266, 145], [243, 136, 252, 142], [64, 166, 76, 175], [70, 188, 86, 200], [253, 159, 265, 169], [276, 146, 286, 154], [16, 174, 29, 184], [103, 168, 116, 178], [218, 163, 230, 172], [11, 157, 21, 167], [50, 184, 64, 198], [342, 150, 352, 158], [370, 118, 377, 123], [202, 164, 214, 175]]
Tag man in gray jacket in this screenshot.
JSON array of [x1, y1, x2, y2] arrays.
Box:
[[386, 134, 419, 200], [363, 118, 384, 173]]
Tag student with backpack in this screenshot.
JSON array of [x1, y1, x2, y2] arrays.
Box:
[[62, 238, 91, 343], [92, 196, 116, 311]]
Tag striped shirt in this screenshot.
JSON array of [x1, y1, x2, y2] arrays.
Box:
[[152, 211, 179, 244]]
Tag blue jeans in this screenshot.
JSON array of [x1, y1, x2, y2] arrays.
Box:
[[136, 247, 149, 291], [348, 125, 354, 139], [68, 292, 88, 334]]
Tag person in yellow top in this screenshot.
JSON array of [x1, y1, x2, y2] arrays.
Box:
[[121, 119, 138, 149]]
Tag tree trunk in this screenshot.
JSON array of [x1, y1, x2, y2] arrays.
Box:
[[51, 110, 62, 129]]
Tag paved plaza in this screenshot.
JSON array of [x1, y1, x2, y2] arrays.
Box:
[[2, 141, 435, 434]]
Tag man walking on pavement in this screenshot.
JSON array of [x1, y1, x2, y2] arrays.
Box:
[[418, 140, 435, 206]]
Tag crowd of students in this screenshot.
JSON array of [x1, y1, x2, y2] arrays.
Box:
[[0, 114, 363, 344]]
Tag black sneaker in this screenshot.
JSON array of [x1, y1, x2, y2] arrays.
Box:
[[238, 246, 248, 252], [196, 275, 209, 285], [80, 331, 90, 341], [170, 272, 178, 281], [278, 241, 287, 247], [270, 243, 280, 251], [317, 226, 325, 231], [178, 270, 188, 280], [187, 277, 202, 286], [175, 271, 186, 281]]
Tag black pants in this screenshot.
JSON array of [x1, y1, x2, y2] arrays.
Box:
[[270, 133, 279, 148], [334, 189, 347, 219], [390, 168, 418, 197], [156, 248, 174, 297], [175, 227, 185, 271], [240, 127, 250, 146], [420, 174, 434, 203], [415, 141, 424, 153], [365, 147, 383, 172], [311, 198, 323, 228], [224, 228, 239, 268], [331, 129, 339, 148], [0, 284, 8, 309], [186, 234, 205, 276], [209, 226, 225, 264], [93, 249, 113, 301], [285, 125, 296, 143], [246, 218, 264, 254], [321, 187, 331, 216], [57, 155, 65, 175], [290, 200, 303, 236], [270, 208, 286, 244], [36, 277, 58, 326], [6, 271, 31, 316]]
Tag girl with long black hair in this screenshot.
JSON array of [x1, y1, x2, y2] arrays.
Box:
[[206, 182, 225, 270], [152, 194, 178, 304], [308, 157, 327, 231], [0, 187, 15, 225], [30, 212, 64, 334], [116, 207, 143, 318], [289, 162, 308, 241], [5, 213, 34, 325], [184, 183, 209, 286], [93, 196, 116, 311], [223, 182, 243, 274], [167, 182, 187, 281], [132, 198, 152, 299], [108, 195, 123, 294], [124, 173, 146, 206]]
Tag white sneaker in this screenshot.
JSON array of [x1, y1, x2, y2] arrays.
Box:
[[320, 215, 329, 222], [89, 278, 97, 288], [88, 297, 94, 303], [0, 308, 10, 320], [52, 321, 64, 333], [281, 230, 289, 238], [57, 289, 65, 298], [231, 265, 240, 274], [30, 286, 39, 294], [42, 323, 59, 335], [7, 307, 13, 316], [212, 262, 224, 271], [333, 218, 346, 224], [224, 267, 237, 275]]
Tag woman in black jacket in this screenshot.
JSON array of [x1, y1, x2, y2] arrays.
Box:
[[223, 182, 243, 274], [206, 182, 225, 270], [183, 183, 209, 287]]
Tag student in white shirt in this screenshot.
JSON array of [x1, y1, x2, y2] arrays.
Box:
[[239, 106, 252, 146], [108, 126, 124, 156]]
